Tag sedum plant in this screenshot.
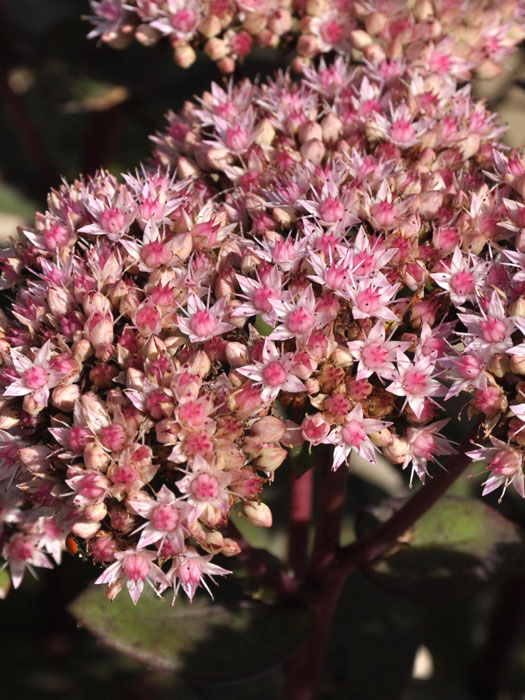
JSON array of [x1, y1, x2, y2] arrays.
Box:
[[2, 2, 525, 697]]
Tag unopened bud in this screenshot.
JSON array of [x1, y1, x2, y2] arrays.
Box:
[[83, 443, 110, 472], [243, 500, 273, 527], [71, 521, 101, 538], [52, 384, 80, 412], [174, 44, 196, 68], [321, 112, 343, 143], [369, 428, 394, 448], [254, 445, 287, 473], [300, 138, 325, 164], [250, 416, 286, 443], [382, 435, 410, 464], [365, 11, 387, 35], [221, 537, 242, 557], [205, 37, 228, 61], [225, 342, 250, 368], [510, 355, 525, 375], [510, 296, 525, 316], [84, 502, 108, 522], [350, 29, 373, 49], [135, 23, 160, 46]]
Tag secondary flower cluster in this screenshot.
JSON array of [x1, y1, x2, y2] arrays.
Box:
[[1, 55, 525, 605], [86, 0, 525, 75]]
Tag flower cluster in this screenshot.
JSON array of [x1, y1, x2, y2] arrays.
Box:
[[2, 54, 525, 605], [86, 0, 525, 74]]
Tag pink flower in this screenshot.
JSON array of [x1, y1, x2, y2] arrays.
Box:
[[127, 485, 191, 553], [467, 438, 525, 500], [4, 341, 61, 407], [164, 546, 231, 602], [236, 339, 306, 402], [347, 321, 410, 382], [404, 419, 457, 486], [2, 534, 53, 588], [95, 548, 169, 604], [329, 404, 391, 469], [387, 351, 445, 419], [177, 294, 234, 343]]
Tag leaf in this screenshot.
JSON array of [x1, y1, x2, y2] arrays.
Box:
[[356, 495, 525, 598], [254, 315, 274, 336], [70, 584, 312, 683], [323, 572, 422, 699], [0, 570, 11, 599]]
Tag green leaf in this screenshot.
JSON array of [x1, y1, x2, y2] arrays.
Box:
[[70, 584, 312, 683], [0, 569, 11, 599], [255, 315, 274, 336], [357, 495, 525, 598], [323, 572, 422, 699]]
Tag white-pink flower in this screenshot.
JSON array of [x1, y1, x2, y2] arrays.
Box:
[[95, 548, 169, 605], [328, 403, 391, 469], [4, 341, 61, 407], [387, 350, 445, 419], [236, 339, 306, 402], [177, 293, 234, 343], [164, 546, 231, 602]]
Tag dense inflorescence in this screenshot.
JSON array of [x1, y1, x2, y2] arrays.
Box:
[[86, 0, 525, 74], [1, 56, 525, 604]]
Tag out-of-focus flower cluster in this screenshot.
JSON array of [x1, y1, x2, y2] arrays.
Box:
[[2, 55, 525, 605], [86, 0, 525, 75]]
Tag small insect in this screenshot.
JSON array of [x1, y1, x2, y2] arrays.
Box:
[[65, 534, 89, 562]]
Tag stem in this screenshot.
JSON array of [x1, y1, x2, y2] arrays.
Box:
[[288, 467, 314, 578], [309, 459, 348, 575], [285, 569, 347, 700], [335, 418, 481, 574]]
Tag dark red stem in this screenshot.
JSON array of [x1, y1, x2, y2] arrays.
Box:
[[309, 459, 348, 575], [288, 467, 314, 578]]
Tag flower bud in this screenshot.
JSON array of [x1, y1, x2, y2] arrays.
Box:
[[254, 445, 287, 473], [365, 11, 387, 35], [510, 355, 525, 375], [83, 443, 110, 472], [221, 538, 242, 557], [301, 138, 325, 164], [510, 296, 525, 316], [177, 156, 200, 178], [369, 428, 394, 448], [298, 121, 323, 144], [350, 29, 373, 49], [52, 384, 80, 412], [250, 416, 286, 443], [71, 521, 101, 538], [487, 353, 510, 378], [174, 44, 197, 68], [84, 502, 108, 522], [330, 345, 354, 367], [198, 15, 221, 38], [22, 394, 45, 416], [225, 341, 250, 368], [243, 501, 273, 527], [135, 23, 160, 46], [382, 435, 410, 464], [0, 409, 20, 430], [205, 37, 227, 61], [321, 112, 343, 143]]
